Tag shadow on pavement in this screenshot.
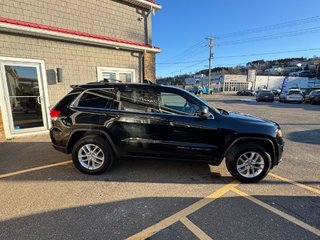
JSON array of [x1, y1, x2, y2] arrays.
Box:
[[286, 129, 320, 145], [0, 195, 319, 240], [0, 141, 232, 184]]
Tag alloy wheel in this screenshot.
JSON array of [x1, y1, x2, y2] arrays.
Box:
[[78, 144, 105, 170], [236, 151, 265, 178]]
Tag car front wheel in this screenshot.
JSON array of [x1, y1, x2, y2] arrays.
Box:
[[226, 144, 271, 183], [72, 135, 114, 174]]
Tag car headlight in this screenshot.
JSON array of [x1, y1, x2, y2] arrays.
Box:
[[276, 129, 282, 138]]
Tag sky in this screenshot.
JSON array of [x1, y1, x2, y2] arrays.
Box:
[[152, 0, 320, 77]]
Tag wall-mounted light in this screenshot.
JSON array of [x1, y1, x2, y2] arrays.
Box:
[[57, 68, 63, 83]]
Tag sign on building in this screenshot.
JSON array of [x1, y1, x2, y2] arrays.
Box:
[[247, 69, 256, 82]]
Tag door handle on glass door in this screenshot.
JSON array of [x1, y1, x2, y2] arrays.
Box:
[[37, 96, 43, 104]]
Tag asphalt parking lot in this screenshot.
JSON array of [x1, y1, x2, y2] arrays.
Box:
[[0, 94, 319, 240]]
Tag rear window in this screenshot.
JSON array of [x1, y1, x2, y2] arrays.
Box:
[[78, 89, 120, 109], [289, 90, 301, 94], [53, 90, 81, 110]]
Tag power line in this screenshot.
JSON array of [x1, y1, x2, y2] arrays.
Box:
[[160, 39, 206, 62], [157, 59, 207, 65], [216, 16, 320, 39], [159, 59, 207, 76], [216, 26, 320, 46], [157, 47, 320, 65], [214, 47, 320, 59]]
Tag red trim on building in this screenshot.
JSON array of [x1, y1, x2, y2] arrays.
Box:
[[0, 17, 160, 50]]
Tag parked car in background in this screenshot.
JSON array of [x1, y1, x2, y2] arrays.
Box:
[[271, 89, 281, 96], [256, 90, 274, 102], [279, 89, 304, 103], [191, 86, 213, 95], [237, 90, 255, 96], [305, 89, 320, 104], [302, 87, 320, 98], [50, 82, 284, 183]]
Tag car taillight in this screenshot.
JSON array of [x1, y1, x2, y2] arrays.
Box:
[[50, 109, 61, 119]]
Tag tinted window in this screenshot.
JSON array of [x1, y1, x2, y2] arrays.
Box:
[[119, 89, 160, 113], [160, 92, 200, 116], [54, 89, 81, 109], [78, 89, 120, 109]]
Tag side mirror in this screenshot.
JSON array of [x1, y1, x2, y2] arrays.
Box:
[[198, 106, 210, 118]]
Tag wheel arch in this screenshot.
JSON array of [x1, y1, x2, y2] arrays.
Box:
[[220, 137, 276, 167], [66, 129, 118, 157]]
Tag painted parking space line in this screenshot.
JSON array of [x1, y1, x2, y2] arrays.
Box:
[[269, 172, 320, 195], [231, 188, 320, 237], [126, 180, 240, 240], [180, 216, 213, 240], [0, 160, 72, 179]]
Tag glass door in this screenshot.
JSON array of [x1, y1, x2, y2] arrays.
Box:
[[0, 62, 48, 134]]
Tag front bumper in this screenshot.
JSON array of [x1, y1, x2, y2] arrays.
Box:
[[52, 144, 68, 154], [273, 138, 284, 166]]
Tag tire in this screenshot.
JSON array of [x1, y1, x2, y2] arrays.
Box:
[[311, 99, 315, 105], [72, 135, 114, 175], [226, 143, 271, 183], [256, 99, 259, 102]]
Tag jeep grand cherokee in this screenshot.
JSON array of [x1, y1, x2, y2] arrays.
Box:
[[50, 82, 284, 183]]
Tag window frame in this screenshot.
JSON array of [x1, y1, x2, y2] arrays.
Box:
[[70, 87, 215, 119], [97, 67, 136, 83]]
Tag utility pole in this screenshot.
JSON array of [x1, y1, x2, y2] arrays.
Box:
[[206, 36, 214, 89]]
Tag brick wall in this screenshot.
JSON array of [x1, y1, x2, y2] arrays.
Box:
[[0, 0, 148, 44], [0, 33, 141, 106], [143, 52, 156, 82]]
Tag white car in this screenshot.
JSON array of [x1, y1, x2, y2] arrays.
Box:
[[279, 89, 304, 103]]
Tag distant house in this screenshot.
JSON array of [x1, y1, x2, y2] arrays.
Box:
[[264, 66, 284, 75], [0, 0, 161, 139]]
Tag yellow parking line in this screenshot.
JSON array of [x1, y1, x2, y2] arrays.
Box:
[[180, 217, 213, 240], [269, 172, 320, 195], [0, 160, 73, 179], [126, 180, 239, 240], [231, 188, 320, 237]]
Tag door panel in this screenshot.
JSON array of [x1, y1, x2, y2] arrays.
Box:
[[9, 96, 44, 130], [104, 112, 177, 158], [1, 63, 48, 134], [163, 115, 220, 160]]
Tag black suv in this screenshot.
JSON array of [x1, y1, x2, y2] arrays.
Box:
[[50, 82, 284, 183]]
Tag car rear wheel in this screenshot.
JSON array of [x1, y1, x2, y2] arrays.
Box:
[[226, 144, 271, 183], [72, 135, 114, 174]]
